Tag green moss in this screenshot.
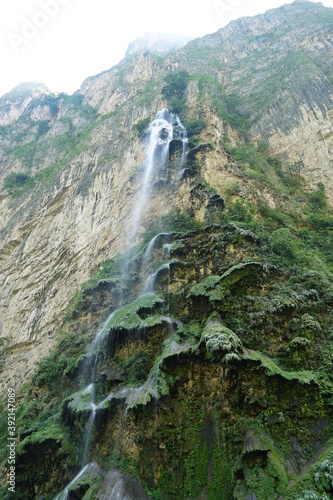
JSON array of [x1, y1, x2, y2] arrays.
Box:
[[286, 442, 333, 499], [243, 349, 316, 384], [220, 262, 262, 287], [106, 293, 164, 331], [233, 429, 288, 499], [66, 385, 95, 414], [208, 441, 233, 499], [17, 421, 65, 454], [202, 323, 243, 362], [187, 275, 221, 298], [187, 263, 262, 302]]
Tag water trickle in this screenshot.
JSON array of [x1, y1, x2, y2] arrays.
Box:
[[163, 243, 172, 257], [83, 403, 97, 466], [164, 261, 172, 309], [143, 232, 169, 262], [54, 464, 90, 500], [80, 310, 115, 383], [143, 271, 158, 294], [75, 311, 115, 471], [176, 116, 188, 170], [142, 261, 172, 294], [96, 384, 157, 416], [160, 316, 175, 334]]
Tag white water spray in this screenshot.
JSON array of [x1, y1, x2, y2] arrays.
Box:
[[131, 109, 173, 239], [176, 116, 188, 173], [143, 232, 169, 262], [54, 464, 90, 500]]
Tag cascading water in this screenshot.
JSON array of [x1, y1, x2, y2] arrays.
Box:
[[130, 109, 173, 240], [54, 110, 187, 499], [175, 116, 188, 176], [82, 403, 97, 465], [143, 232, 169, 263]]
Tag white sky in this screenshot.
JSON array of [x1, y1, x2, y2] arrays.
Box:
[[0, 0, 332, 98]]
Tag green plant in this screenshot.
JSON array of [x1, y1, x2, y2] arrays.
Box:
[[3, 172, 34, 193], [162, 70, 190, 115], [185, 119, 207, 136], [135, 118, 151, 135]]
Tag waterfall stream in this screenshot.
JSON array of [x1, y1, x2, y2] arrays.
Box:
[[130, 108, 173, 239], [176, 115, 188, 176], [54, 110, 187, 499]]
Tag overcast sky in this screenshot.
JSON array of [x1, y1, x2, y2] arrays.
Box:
[[1, 0, 332, 98]]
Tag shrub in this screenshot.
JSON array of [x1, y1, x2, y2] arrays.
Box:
[[162, 71, 190, 100], [308, 182, 327, 209], [270, 228, 298, 260], [162, 70, 190, 115], [135, 118, 151, 135], [3, 172, 34, 193], [185, 119, 207, 137]]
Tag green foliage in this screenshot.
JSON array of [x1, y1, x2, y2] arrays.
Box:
[[37, 121, 50, 136], [188, 263, 262, 303], [207, 439, 233, 499], [225, 199, 255, 224], [3, 106, 101, 198], [243, 349, 316, 384], [188, 275, 221, 298], [34, 331, 87, 392], [162, 70, 190, 114], [224, 142, 267, 170], [202, 323, 243, 362], [162, 71, 190, 100], [195, 75, 250, 136], [3, 172, 34, 193], [160, 208, 203, 232], [257, 201, 285, 228], [11, 141, 38, 168], [270, 228, 299, 261], [17, 421, 65, 454], [135, 117, 151, 135], [106, 293, 164, 331], [286, 443, 333, 499], [41, 93, 59, 116], [308, 182, 327, 209], [185, 119, 207, 137], [120, 352, 151, 385], [285, 159, 304, 184], [82, 254, 124, 291]]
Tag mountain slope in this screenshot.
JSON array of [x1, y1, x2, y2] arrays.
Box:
[[0, 1, 332, 498]]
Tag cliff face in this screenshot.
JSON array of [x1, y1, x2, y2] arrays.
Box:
[[174, 0, 333, 194], [0, 2, 333, 499]]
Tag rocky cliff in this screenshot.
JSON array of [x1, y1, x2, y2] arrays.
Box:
[[0, 1, 332, 499], [125, 33, 192, 57]]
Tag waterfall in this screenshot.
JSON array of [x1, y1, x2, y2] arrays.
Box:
[[54, 464, 90, 500], [130, 108, 173, 239], [54, 110, 187, 499], [83, 403, 97, 466], [163, 243, 172, 257], [175, 116, 188, 175], [143, 232, 169, 262]]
